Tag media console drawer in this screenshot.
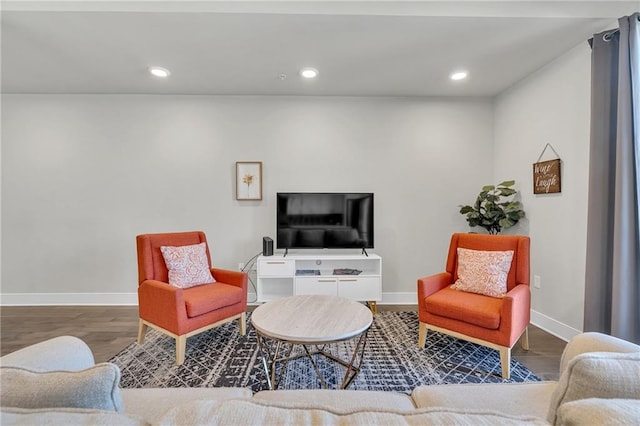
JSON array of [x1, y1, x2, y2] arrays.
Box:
[[258, 259, 294, 276], [338, 276, 381, 301], [295, 276, 338, 296]]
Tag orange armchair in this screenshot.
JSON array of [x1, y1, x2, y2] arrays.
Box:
[[136, 231, 247, 365], [417, 233, 530, 379]]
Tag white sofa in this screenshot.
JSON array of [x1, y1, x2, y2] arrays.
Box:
[[1, 332, 639, 425]]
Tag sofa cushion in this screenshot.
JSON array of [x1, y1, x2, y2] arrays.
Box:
[[253, 389, 415, 412], [183, 282, 244, 318], [424, 287, 502, 329], [0, 363, 123, 412], [451, 248, 514, 298], [1, 407, 147, 426], [547, 351, 640, 424], [160, 242, 215, 288], [555, 398, 640, 426], [412, 382, 557, 419], [155, 398, 549, 425], [121, 387, 252, 424]]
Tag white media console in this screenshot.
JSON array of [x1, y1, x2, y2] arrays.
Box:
[[256, 253, 382, 310]]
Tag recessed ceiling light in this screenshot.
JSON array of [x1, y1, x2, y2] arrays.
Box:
[[450, 71, 468, 81], [300, 67, 319, 79], [149, 66, 170, 78]]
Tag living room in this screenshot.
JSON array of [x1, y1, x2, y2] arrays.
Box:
[[4, 0, 634, 341], [3, 1, 640, 424]]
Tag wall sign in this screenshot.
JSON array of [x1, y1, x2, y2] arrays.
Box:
[[533, 144, 561, 194]]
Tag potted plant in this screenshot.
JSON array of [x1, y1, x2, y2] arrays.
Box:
[[459, 180, 525, 235]]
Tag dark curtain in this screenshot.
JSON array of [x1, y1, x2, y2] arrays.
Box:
[[584, 13, 640, 344]]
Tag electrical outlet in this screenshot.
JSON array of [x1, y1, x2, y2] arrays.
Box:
[[534, 275, 541, 289], [238, 262, 245, 271]]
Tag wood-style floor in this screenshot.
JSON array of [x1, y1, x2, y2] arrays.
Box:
[[0, 305, 567, 381]]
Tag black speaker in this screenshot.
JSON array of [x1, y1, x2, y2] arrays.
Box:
[[262, 236, 274, 256]]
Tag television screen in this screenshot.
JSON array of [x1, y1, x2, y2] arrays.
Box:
[[276, 193, 374, 249]]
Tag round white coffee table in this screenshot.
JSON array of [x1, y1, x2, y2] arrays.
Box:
[[251, 294, 373, 390]]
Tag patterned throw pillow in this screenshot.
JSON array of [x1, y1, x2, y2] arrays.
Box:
[[451, 248, 514, 298], [160, 242, 216, 288]]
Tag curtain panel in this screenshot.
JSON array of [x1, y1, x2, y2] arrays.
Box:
[[584, 13, 640, 344]]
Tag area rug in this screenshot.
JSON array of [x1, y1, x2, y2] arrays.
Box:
[[110, 311, 540, 393]]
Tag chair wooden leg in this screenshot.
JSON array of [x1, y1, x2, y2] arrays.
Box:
[[418, 322, 428, 348], [500, 347, 511, 380], [176, 335, 186, 366], [137, 320, 148, 344], [239, 312, 247, 336], [521, 327, 530, 351]]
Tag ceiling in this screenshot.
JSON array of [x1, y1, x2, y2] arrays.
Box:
[[1, 1, 637, 97]]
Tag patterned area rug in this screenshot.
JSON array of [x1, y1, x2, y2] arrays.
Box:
[[110, 311, 539, 393]]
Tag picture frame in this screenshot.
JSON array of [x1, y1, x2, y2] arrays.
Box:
[[236, 161, 263, 200], [533, 158, 561, 194]]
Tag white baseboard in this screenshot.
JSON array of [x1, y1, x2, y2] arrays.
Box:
[[530, 309, 582, 342], [0, 293, 138, 306]]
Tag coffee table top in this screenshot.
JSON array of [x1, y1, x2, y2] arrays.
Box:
[[251, 295, 373, 344]]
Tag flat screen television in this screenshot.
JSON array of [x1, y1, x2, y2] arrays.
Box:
[[276, 192, 374, 251]]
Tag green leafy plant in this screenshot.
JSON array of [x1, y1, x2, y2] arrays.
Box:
[[459, 180, 525, 235]]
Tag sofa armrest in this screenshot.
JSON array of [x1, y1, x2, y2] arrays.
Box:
[[0, 336, 95, 372], [138, 280, 187, 333], [500, 284, 531, 345], [560, 332, 640, 373], [212, 268, 248, 306], [211, 268, 247, 290], [417, 272, 452, 306], [547, 351, 640, 424]]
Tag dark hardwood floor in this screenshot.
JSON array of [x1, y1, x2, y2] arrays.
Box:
[[1, 306, 139, 363], [0, 305, 566, 381]]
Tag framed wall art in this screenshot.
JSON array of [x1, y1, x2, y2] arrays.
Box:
[[236, 161, 263, 200]]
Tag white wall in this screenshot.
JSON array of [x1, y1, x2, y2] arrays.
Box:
[[494, 42, 592, 339], [1, 95, 494, 304]]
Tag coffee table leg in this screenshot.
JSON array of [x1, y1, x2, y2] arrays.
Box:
[[273, 342, 295, 389], [340, 330, 368, 389], [302, 345, 330, 389], [257, 333, 297, 390], [270, 341, 283, 389], [257, 328, 370, 390], [256, 332, 274, 390]]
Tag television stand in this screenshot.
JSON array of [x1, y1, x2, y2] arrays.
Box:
[[256, 253, 382, 311]]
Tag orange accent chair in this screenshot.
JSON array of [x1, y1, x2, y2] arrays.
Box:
[[136, 231, 248, 365], [417, 233, 530, 379]]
